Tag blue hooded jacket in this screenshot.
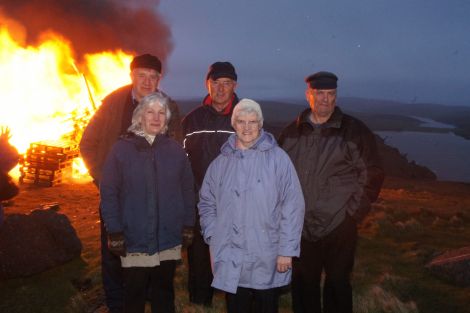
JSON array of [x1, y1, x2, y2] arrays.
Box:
[[198, 130, 305, 293]]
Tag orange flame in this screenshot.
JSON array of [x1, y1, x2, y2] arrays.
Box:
[[0, 15, 133, 179]]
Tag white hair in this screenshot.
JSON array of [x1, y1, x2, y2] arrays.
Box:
[[231, 98, 264, 128], [127, 91, 171, 134]]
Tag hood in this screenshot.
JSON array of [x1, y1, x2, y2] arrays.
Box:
[[220, 129, 277, 156]]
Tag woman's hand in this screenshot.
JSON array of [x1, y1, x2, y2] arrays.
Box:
[[107, 232, 126, 257], [276, 256, 292, 273]]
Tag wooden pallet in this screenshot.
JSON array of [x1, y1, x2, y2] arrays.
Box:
[[19, 140, 79, 187], [21, 152, 79, 163], [20, 166, 65, 176], [19, 176, 63, 187], [29, 140, 79, 154], [19, 160, 73, 171]]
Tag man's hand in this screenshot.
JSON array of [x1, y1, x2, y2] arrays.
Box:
[[276, 256, 292, 273], [0, 126, 11, 142], [181, 226, 194, 248], [108, 232, 126, 257]]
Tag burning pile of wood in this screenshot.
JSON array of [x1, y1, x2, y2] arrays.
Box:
[[19, 140, 79, 187]]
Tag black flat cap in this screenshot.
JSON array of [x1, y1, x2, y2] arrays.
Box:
[[305, 71, 338, 89], [130, 54, 162, 73], [206, 62, 237, 81]]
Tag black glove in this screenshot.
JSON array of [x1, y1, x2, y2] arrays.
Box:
[[108, 232, 126, 257], [181, 226, 194, 248]]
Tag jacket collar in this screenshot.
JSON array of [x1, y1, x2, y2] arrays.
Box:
[[121, 132, 168, 150], [202, 93, 239, 116], [221, 129, 276, 156], [296, 106, 343, 130]]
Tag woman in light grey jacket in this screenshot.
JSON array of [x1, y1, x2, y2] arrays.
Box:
[[198, 99, 305, 313]]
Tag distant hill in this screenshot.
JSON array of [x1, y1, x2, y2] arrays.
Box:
[[177, 97, 470, 139], [176, 98, 439, 180], [341, 98, 470, 139]]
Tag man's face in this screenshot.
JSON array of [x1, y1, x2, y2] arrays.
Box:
[[206, 77, 237, 110], [306, 87, 337, 119], [141, 104, 167, 136], [131, 68, 161, 101], [233, 112, 261, 150]]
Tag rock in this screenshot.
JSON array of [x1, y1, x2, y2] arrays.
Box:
[[425, 246, 470, 287], [0, 207, 82, 280]]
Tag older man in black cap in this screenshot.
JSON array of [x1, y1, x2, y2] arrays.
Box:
[[182, 61, 239, 307], [80, 53, 182, 313], [278, 71, 384, 313]]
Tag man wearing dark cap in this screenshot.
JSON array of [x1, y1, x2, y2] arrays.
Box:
[[278, 71, 384, 313], [182, 61, 239, 306], [80, 53, 182, 313]]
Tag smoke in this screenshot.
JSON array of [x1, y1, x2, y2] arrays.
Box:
[[0, 0, 173, 61]]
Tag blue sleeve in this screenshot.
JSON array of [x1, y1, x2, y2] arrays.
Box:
[[99, 144, 124, 233], [181, 152, 196, 227], [276, 148, 305, 257], [197, 161, 219, 244]]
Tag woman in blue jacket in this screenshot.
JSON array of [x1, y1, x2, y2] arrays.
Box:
[[198, 99, 305, 313], [100, 92, 195, 313]]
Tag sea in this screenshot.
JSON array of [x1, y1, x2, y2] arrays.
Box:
[[376, 117, 470, 183]]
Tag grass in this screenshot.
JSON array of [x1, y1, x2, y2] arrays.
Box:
[[352, 179, 470, 313], [0, 177, 469, 312]]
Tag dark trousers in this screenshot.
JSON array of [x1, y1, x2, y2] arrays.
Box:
[[291, 216, 358, 313], [123, 260, 176, 313], [226, 287, 280, 313], [100, 215, 124, 313], [187, 219, 213, 305]]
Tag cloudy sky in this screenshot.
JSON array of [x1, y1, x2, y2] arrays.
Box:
[[157, 0, 470, 106]]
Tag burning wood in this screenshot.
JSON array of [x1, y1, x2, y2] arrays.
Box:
[[1, 16, 133, 178], [19, 140, 79, 187]]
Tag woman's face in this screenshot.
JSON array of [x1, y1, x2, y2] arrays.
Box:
[[234, 111, 261, 150], [141, 103, 167, 135]]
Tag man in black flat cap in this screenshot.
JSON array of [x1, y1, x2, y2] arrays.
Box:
[[80, 53, 182, 313], [182, 61, 239, 307], [278, 71, 384, 313]]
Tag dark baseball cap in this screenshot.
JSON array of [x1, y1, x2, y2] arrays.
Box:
[[206, 61, 237, 81]]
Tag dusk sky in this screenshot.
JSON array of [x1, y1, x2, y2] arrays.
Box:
[[157, 0, 470, 106]]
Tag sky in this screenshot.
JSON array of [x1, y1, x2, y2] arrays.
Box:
[[156, 0, 470, 106]]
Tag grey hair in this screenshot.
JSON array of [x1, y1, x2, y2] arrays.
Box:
[[231, 98, 264, 128], [127, 91, 172, 134]]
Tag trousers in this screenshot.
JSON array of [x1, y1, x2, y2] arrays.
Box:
[[226, 287, 280, 313], [123, 260, 176, 313], [187, 218, 213, 305], [100, 213, 124, 313], [291, 215, 358, 313]]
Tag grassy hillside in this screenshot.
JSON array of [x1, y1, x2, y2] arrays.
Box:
[[1, 177, 469, 312]]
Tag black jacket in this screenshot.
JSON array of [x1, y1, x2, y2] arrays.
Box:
[[278, 107, 384, 241], [182, 94, 239, 190]]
